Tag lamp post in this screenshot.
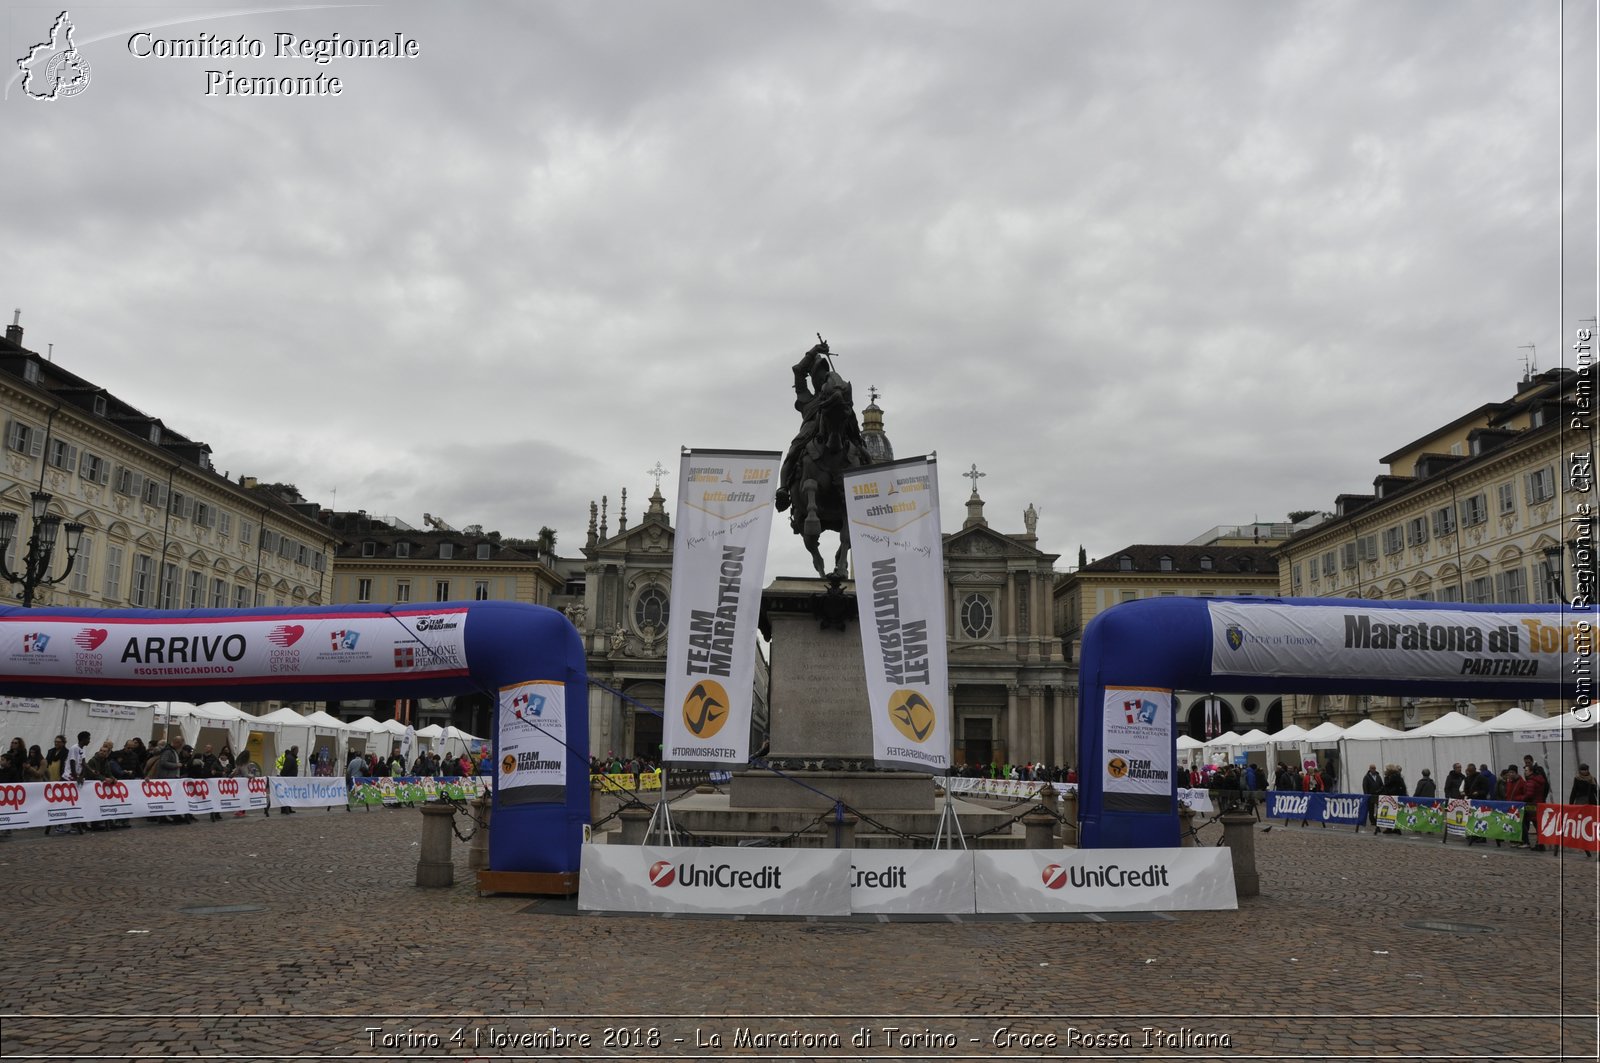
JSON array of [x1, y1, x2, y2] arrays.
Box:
[[1543, 544, 1567, 602], [0, 491, 86, 607]]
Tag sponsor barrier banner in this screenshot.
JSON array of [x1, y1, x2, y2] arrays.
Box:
[[269, 776, 349, 808], [347, 776, 486, 807], [662, 450, 781, 767], [1179, 788, 1214, 814], [1264, 791, 1369, 826], [1208, 601, 1577, 685], [0, 609, 471, 688], [974, 849, 1237, 913], [1445, 797, 1473, 837], [1535, 803, 1600, 852], [843, 457, 950, 773], [1464, 800, 1525, 842], [1100, 686, 1174, 812], [497, 678, 568, 805], [849, 850, 975, 914], [591, 772, 663, 795], [1395, 797, 1445, 834], [0, 777, 270, 829], [578, 844, 851, 916], [1374, 795, 1400, 832]]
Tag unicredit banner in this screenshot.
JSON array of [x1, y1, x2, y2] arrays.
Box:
[[0, 608, 469, 689], [578, 844, 850, 915], [1209, 601, 1577, 685], [973, 849, 1237, 913], [842, 456, 951, 773], [1536, 803, 1600, 852], [662, 450, 781, 766], [849, 850, 975, 914]]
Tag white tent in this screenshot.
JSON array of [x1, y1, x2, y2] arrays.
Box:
[[256, 707, 314, 771], [1407, 710, 1480, 737], [1303, 720, 1346, 746], [1234, 729, 1271, 747], [342, 716, 389, 756], [1463, 706, 1553, 734], [298, 710, 350, 773]]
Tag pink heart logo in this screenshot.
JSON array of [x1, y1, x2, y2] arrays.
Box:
[[268, 624, 304, 647], [75, 628, 108, 651]]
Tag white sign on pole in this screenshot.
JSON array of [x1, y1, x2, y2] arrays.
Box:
[[842, 456, 950, 773], [661, 450, 780, 766]]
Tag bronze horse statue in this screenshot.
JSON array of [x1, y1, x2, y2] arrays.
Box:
[[776, 340, 872, 581]]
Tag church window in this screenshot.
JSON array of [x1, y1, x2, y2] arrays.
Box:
[[634, 584, 669, 633], [960, 593, 993, 639]]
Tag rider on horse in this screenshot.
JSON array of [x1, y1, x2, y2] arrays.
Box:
[[776, 339, 868, 513]]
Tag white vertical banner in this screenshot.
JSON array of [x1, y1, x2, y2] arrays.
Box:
[[662, 449, 781, 766], [842, 456, 951, 772]]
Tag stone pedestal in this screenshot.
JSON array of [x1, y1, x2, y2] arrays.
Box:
[[1220, 811, 1260, 897], [618, 805, 652, 845], [416, 804, 456, 888], [760, 576, 874, 769], [467, 795, 491, 871]]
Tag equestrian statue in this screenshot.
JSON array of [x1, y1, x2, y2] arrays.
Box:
[[775, 335, 873, 582]]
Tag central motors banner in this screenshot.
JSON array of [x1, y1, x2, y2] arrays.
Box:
[[661, 450, 781, 766], [842, 456, 951, 773], [1208, 601, 1576, 685]]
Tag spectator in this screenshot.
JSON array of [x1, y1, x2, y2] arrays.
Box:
[[279, 746, 299, 814], [1414, 769, 1438, 798], [231, 749, 265, 817], [65, 731, 91, 785], [1301, 761, 1326, 828], [21, 745, 45, 782], [44, 735, 68, 781], [1362, 764, 1383, 826], [1379, 764, 1408, 834], [1571, 764, 1598, 805], [1444, 763, 1466, 799], [7, 737, 26, 768]]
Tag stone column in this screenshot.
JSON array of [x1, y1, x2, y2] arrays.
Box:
[[618, 805, 652, 845], [1028, 686, 1045, 765], [1220, 810, 1260, 897], [416, 804, 456, 888], [1006, 685, 1020, 768], [467, 794, 491, 871], [1059, 789, 1079, 848]]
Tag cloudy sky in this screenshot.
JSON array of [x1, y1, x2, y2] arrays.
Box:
[[6, 0, 1595, 578]]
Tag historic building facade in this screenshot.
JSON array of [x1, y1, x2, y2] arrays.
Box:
[[1275, 367, 1590, 729], [1053, 523, 1300, 741]]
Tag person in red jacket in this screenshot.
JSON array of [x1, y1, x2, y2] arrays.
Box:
[[1510, 768, 1546, 851], [1300, 764, 1327, 828]]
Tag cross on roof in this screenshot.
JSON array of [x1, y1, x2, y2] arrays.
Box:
[[867, 384, 880, 405], [647, 461, 669, 492], [964, 462, 985, 495]]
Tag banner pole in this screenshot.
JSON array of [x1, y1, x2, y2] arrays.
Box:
[[933, 783, 966, 849], [645, 764, 677, 846]]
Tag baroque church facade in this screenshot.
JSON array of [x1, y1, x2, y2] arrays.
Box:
[[569, 397, 1073, 771]]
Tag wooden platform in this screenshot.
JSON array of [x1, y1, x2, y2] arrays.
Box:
[[475, 869, 579, 897]]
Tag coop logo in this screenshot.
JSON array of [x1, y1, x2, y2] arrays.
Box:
[[888, 689, 936, 743], [75, 628, 108, 651], [17, 11, 92, 101], [1041, 863, 1068, 890], [682, 680, 729, 739], [141, 780, 173, 799], [1122, 697, 1158, 726], [93, 780, 129, 801], [43, 782, 79, 804], [183, 779, 210, 800], [1107, 756, 1128, 779], [329, 629, 361, 651], [21, 632, 51, 653], [0, 784, 26, 810], [1225, 624, 1245, 651], [217, 778, 239, 797], [266, 624, 304, 647], [646, 860, 784, 890], [246, 777, 268, 794]]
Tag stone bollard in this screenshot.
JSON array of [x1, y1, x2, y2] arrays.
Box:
[[829, 808, 858, 848], [1023, 809, 1057, 849], [416, 803, 456, 888], [618, 805, 652, 845], [1219, 810, 1260, 897], [1179, 806, 1196, 847], [1059, 790, 1079, 848], [467, 795, 491, 871]]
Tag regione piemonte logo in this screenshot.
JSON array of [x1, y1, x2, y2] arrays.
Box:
[[330, 629, 360, 650], [17, 11, 92, 101], [22, 633, 50, 653]]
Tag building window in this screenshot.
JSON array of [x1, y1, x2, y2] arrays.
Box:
[[141, 479, 168, 510], [633, 584, 670, 633], [240, 520, 255, 547], [1497, 482, 1517, 514], [395, 580, 412, 602], [356, 578, 372, 602], [959, 593, 994, 639], [1158, 555, 1173, 572], [4, 419, 41, 457], [1321, 551, 1337, 577], [78, 452, 109, 485], [396, 542, 411, 559], [1436, 583, 1463, 602], [1459, 494, 1487, 527], [474, 579, 490, 601], [1465, 575, 1493, 604], [211, 578, 227, 608], [476, 543, 492, 560], [439, 543, 454, 560], [1199, 555, 1214, 571], [130, 554, 153, 607], [159, 562, 180, 609], [1406, 516, 1429, 547], [361, 541, 376, 558], [185, 570, 203, 609], [233, 584, 250, 609], [45, 439, 77, 472], [1526, 467, 1556, 504], [1383, 527, 1403, 555], [1117, 555, 1134, 571], [1494, 568, 1527, 604], [1432, 505, 1456, 537], [1341, 543, 1358, 570], [103, 545, 123, 602], [69, 537, 92, 594], [1120, 590, 1137, 603], [218, 512, 232, 538], [1291, 563, 1302, 588], [435, 579, 451, 601]]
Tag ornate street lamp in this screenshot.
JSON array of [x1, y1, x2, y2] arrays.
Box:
[[1543, 543, 1567, 602], [0, 491, 86, 607]]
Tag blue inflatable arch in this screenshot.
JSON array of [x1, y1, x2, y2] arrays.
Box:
[[1078, 597, 1586, 849], [0, 601, 586, 876]]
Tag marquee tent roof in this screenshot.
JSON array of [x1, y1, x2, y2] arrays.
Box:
[[1203, 730, 1244, 749], [1176, 735, 1204, 750], [1340, 718, 1405, 740], [1407, 710, 1481, 736], [1464, 706, 1553, 734], [1235, 728, 1272, 746], [300, 710, 347, 729], [259, 707, 312, 725], [1303, 721, 1346, 743], [1266, 723, 1310, 743]]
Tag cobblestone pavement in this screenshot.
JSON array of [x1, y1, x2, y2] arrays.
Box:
[[0, 805, 1594, 1062]]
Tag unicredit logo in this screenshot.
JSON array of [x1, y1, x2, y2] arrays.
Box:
[[0, 784, 25, 810], [649, 860, 676, 887], [247, 777, 267, 794], [1540, 806, 1599, 844], [1041, 864, 1067, 889], [94, 780, 129, 801], [142, 780, 173, 799], [183, 779, 210, 799], [651, 862, 784, 889], [218, 778, 239, 797], [43, 782, 80, 804]]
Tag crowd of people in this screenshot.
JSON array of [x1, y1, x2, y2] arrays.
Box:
[[345, 747, 490, 782], [950, 762, 1078, 783]]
